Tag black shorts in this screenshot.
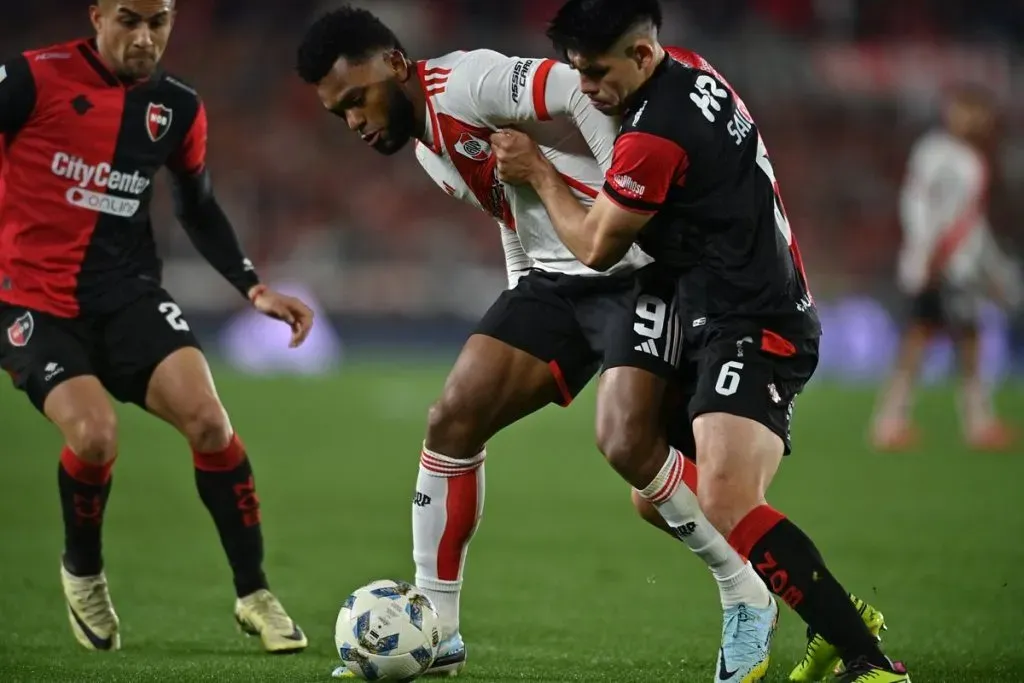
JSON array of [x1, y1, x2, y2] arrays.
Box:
[[474, 266, 679, 406], [682, 322, 819, 455], [907, 285, 981, 332], [0, 287, 201, 412]]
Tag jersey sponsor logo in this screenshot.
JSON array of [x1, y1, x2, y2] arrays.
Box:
[[51, 152, 151, 194], [632, 100, 648, 126], [51, 152, 149, 217], [453, 132, 491, 161], [611, 173, 646, 199], [6, 312, 33, 347], [510, 59, 535, 104], [65, 188, 141, 218], [146, 102, 173, 142]]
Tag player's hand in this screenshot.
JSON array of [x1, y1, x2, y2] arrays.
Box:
[[491, 129, 546, 185], [248, 285, 315, 348]]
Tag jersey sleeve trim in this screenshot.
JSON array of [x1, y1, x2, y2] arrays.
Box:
[[532, 59, 557, 121], [604, 131, 689, 212], [602, 183, 659, 214]]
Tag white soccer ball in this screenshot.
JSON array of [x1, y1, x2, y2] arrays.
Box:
[[335, 579, 442, 681]]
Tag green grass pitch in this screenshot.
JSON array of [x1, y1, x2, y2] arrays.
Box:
[[1, 362, 1023, 681]]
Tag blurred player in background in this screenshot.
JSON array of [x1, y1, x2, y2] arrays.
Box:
[[872, 85, 1021, 451], [491, 0, 909, 680], [0, 0, 312, 653], [296, 5, 778, 680]]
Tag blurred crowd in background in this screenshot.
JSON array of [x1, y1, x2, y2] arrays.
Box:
[[4, 1, 1024, 374]]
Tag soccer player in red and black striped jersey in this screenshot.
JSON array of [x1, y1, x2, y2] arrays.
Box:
[[0, 0, 311, 653], [492, 1, 909, 682]]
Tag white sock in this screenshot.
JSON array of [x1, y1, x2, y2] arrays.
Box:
[[958, 376, 994, 433], [412, 445, 486, 638], [875, 372, 913, 426], [639, 448, 771, 609]]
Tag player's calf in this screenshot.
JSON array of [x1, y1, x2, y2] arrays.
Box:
[[693, 413, 898, 674], [415, 335, 559, 638]]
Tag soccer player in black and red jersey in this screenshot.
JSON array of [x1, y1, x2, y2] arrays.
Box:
[[492, 1, 910, 681], [0, 0, 312, 653]]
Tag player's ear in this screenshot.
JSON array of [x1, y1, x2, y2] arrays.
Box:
[[386, 49, 410, 82], [631, 41, 656, 70], [89, 5, 104, 32]]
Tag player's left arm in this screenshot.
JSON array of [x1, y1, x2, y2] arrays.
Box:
[[0, 56, 38, 135], [493, 127, 687, 270], [167, 102, 314, 346]]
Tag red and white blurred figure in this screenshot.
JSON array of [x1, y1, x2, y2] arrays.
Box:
[[873, 84, 1020, 451]]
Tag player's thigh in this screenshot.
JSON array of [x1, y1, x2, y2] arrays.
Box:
[[596, 265, 686, 463], [470, 274, 600, 410], [0, 304, 116, 455], [689, 331, 818, 526], [145, 347, 231, 450], [429, 280, 597, 450], [98, 288, 205, 411]]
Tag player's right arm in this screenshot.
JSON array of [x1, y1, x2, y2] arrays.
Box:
[[0, 56, 38, 136], [460, 51, 618, 169]]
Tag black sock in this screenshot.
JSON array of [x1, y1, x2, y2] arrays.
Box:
[[729, 504, 888, 669], [193, 435, 268, 598], [58, 447, 113, 576]]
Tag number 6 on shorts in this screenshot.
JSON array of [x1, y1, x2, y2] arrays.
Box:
[[714, 360, 743, 396]]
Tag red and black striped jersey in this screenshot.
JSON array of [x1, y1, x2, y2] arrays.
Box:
[[603, 47, 819, 336], [0, 39, 219, 318]]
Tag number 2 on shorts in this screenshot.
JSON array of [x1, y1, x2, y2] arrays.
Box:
[[714, 360, 743, 396], [158, 302, 191, 332]]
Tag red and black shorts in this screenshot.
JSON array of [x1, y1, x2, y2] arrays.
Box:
[[0, 286, 201, 412]]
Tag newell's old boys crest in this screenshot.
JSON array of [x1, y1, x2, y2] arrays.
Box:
[[6, 312, 33, 347], [146, 103, 173, 142]]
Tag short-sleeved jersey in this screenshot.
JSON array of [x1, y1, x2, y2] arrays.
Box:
[[413, 49, 651, 285], [603, 48, 818, 336], [0, 39, 212, 318], [897, 129, 996, 293]]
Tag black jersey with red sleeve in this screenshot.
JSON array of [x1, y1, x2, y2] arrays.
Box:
[[0, 39, 258, 318], [603, 48, 819, 337]]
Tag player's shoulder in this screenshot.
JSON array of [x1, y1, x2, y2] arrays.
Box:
[[910, 130, 983, 176], [156, 70, 202, 107], [14, 39, 86, 82], [149, 70, 204, 129], [618, 53, 718, 144]]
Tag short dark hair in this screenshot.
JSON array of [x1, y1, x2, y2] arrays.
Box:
[[546, 0, 662, 58], [296, 5, 406, 84]]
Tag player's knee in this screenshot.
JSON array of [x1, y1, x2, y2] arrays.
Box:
[[179, 401, 233, 453], [596, 409, 656, 480], [425, 390, 486, 459], [66, 413, 118, 464], [696, 470, 760, 537]]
